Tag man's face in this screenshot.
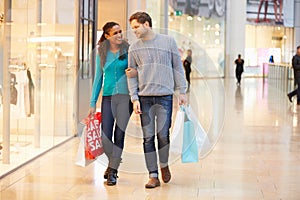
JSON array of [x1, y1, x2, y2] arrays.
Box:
[[130, 19, 148, 39], [297, 48, 300, 55]]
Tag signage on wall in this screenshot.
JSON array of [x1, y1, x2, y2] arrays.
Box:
[[246, 0, 294, 27]]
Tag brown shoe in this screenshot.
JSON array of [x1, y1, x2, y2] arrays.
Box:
[[145, 177, 160, 189], [161, 166, 171, 183]]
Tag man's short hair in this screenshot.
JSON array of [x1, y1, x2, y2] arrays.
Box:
[[129, 12, 152, 27], [297, 46, 300, 50]]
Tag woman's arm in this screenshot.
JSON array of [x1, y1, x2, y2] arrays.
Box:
[[90, 55, 103, 109]]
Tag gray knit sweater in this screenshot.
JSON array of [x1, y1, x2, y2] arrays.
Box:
[[127, 33, 187, 102]]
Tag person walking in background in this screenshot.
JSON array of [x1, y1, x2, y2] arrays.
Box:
[[183, 49, 192, 92], [88, 22, 133, 186], [269, 55, 274, 63], [235, 54, 244, 86], [127, 12, 187, 189], [287, 46, 300, 105]]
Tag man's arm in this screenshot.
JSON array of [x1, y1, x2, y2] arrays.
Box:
[[170, 37, 187, 105], [171, 37, 187, 94]]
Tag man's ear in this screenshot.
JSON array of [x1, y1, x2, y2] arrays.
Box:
[[144, 21, 150, 27]]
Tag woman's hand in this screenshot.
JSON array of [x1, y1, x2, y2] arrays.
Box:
[[125, 68, 138, 78], [88, 107, 96, 116]]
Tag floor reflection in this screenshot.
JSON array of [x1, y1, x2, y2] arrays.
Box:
[[1, 78, 300, 200]]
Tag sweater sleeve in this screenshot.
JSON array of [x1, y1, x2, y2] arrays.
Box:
[[127, 47, 139, 102], [171, 37, 187, 94], [90, 55, 103, 108]]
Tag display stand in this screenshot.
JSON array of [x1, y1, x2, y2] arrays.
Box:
[[8, 64, 33, 153]]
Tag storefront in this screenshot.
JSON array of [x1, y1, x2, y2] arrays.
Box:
[[244, 25, 294, 77], [244, 0, 295, 77], [0, 0, 78, 176]]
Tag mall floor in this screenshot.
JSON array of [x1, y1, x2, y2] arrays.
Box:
[[1, 77, 300, 200]]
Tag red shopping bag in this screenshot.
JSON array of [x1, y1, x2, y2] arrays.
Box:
[[84, 112, 104, 160]]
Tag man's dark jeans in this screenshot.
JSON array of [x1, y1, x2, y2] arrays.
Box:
[[288, 77, 300, 103], [139, 95, 173, 177]]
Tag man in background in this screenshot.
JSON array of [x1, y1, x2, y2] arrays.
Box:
[[287, 46, 300, 105]]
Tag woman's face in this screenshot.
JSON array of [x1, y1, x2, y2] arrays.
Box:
[[106, 25, 123, 45]]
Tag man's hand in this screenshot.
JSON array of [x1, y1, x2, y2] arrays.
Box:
[[178, 94, 188, 105], [125, 68, 138, 78], [133, 100, 142, 114]]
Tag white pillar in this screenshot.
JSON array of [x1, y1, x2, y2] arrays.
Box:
[[126, 0, 147, 41], [2, 0, 12, 164], [294, 0, 300, 48], [127, 0, 147, 19], [225, 0, 247, 78], [160, 0, 168, 34]]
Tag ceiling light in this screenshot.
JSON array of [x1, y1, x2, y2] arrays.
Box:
[[187, 16, 193, 21]]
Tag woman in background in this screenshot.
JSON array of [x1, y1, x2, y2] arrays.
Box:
[[183, 49, 192, 92]]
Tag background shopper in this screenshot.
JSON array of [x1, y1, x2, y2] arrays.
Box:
[[89, 22, 132, 186], [287, 46, 300, 105], [183, 49, 192, 92], [234, 54, 244, 86]]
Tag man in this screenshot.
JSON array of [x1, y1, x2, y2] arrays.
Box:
[[287, 46, 300, 105], [234, 54, 244, 86], [126, 12, 187, 188]]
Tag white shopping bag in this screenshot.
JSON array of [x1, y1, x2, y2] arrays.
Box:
[[170, 107, 185, 157], [75, 127, 94, 167]]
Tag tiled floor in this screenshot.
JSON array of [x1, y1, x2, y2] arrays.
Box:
[[1, 77, 300, 200]]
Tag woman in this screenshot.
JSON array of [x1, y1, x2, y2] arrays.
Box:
[[89, 22, 132, 186], [183, 49, 192, 92]]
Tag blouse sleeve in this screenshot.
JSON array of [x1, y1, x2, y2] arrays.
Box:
[[90, 55, 103, 108]]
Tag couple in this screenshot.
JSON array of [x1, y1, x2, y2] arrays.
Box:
[[88, 12, 187, 188]]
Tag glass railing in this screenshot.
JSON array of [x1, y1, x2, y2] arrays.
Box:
[[263, 62, 294, 80], [263, 62, 295, 93]]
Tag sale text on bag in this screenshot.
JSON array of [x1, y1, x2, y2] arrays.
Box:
[[86, 120, 102, 151]]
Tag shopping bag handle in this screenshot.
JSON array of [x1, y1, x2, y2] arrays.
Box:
[[180, 105, 192, 121], [84, 112, 101, 124]]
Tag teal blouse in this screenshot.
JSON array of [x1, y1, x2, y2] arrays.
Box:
[[90, 51, 129, 108]]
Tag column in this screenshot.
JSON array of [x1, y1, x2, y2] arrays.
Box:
[[225, 0, 247, 78], [159, 0, 168, 34], [2, 0, 12, 164], [34, 0, 42, 148], [74, 0, 80, 136], [294, 0, 300, 47], [127, 0, 146, 27]]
